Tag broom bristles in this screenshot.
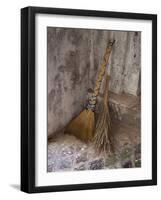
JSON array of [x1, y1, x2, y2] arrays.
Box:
[[94, 107, 112, 153], [93, 75, 113, 153], [65, 109, 95, 142]]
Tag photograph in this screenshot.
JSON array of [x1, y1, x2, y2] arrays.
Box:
[[47, 27, 141, 172], [21, 6, 157, 193]]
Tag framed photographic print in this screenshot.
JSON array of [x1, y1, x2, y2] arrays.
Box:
[[21, 6, 157, 193]]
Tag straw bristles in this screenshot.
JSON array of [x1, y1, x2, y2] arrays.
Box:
[[65, 109, 95, 142], [94, 106, 112, 153], [93, 75, 113, 153]]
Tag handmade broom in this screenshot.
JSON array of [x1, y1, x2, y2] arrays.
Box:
[[93, 75, 113, 153], [65, 40, 115, 142]]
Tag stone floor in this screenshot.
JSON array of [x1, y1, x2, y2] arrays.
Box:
[[48, 93, 141, 172]]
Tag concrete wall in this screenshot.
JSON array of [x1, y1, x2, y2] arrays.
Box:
[[47, 27, 141, 136]]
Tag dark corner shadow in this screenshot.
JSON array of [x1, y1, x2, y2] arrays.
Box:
[[10, 184, 20, 191]]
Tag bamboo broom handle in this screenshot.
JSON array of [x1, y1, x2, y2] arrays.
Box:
[[87, 40, 115, 110], [104, 75, 110, 108]]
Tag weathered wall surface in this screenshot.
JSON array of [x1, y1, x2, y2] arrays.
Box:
[[47, 27, 141, 136]]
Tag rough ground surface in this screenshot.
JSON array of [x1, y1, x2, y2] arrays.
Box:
[[48, 93, 141, 172]]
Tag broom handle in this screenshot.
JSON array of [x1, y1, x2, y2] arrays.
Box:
[[87, 40, 115, 110], [104, 75, 110, 108], [93, 41, 114, 98]]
